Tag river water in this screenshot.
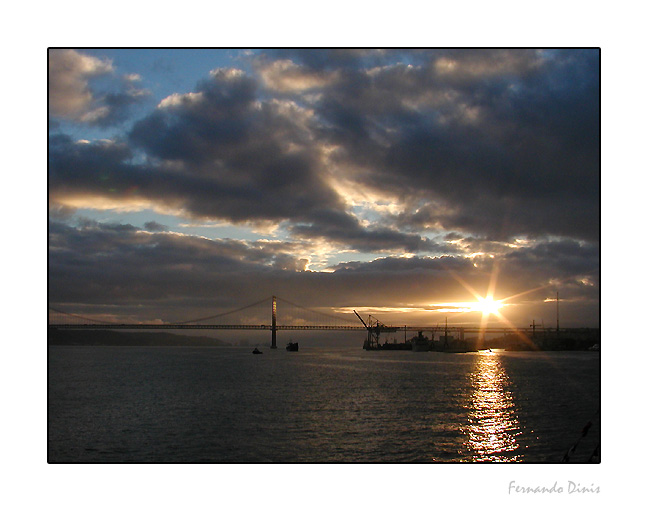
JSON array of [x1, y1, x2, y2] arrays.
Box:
[[48, 345, 600, 463]]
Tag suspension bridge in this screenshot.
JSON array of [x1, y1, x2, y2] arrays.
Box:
[[49, 296, 369, 348], [48, 295, 592, 349]]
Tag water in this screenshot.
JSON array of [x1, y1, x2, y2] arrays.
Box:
[[48, 345, 600, 462]]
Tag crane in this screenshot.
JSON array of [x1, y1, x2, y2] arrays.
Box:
[[353, 310, 397, 350], [353, 310, 369, 328]]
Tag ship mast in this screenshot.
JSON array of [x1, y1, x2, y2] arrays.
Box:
[[556, 291, 560, 336], [445, 316, 448, 342]]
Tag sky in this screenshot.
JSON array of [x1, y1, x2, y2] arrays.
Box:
[[48, 48, 600, 330]]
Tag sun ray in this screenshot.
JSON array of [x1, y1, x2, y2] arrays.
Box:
[[445, 258, 540, 348]]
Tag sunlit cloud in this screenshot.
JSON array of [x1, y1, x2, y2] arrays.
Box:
[[430, 300, 504, 315], [54, 193, 172, 214], [257, 59, 340, 92], [49, 49, 113, 119], [158, 92, 204, 109], [48, 49, 599, 327]]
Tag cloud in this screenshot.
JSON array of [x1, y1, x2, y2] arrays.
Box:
[[49, 49, 149, 126], [49, 49, 113, 119], [49, 49, 600, 260], [48, 219, 598, 328], [255, 58, 340, 92], [299, 49, 599, 242], [288, 207, 451, 254], [144, 221, 168, 232], [52, 67, 436, 254], [261, 49, 398, 72], [48, 219, 320, 314]]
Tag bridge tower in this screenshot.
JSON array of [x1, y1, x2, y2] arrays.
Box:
[[271, 295, 277, 349]]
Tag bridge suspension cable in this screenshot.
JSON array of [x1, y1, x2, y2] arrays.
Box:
[[170, 296, 273, 324], [48, 307, 121, 325], [49, 297, 273, 326], [275, 296, 357, 326]]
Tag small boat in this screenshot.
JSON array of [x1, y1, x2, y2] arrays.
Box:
[[286, 341, 299, 352], [252, 348, 263, 354]]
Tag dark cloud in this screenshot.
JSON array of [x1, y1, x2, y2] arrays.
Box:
[[48, 219, 598, 327], [129, 69, 259, 162], [126, 69, 349, 226], [50, 67, 443, 254], [49, 132, 343, 229], [289, 207, 450, 254], [86, 89, 150, 127], [48, 202, 76, 221], [48, 50, 599, 328], [272, 49, 599, 242], [502, 238, 599, 281], [49, 135, 135, 196], [49, 220, 313, 310], [50, 50, 599, 247], [144, 221, 168, 232], [326, 246, 598, 326]]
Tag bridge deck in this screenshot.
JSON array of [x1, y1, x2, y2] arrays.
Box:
[[48, 324, 593, 334], [49, 324, 365, 331]]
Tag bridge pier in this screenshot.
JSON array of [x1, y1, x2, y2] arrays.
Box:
[[271, 296, 277, 349]]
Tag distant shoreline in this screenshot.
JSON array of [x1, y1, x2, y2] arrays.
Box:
[[48, 328, 232, 347]]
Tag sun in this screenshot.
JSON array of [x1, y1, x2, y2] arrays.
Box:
[[476, 296, 503, 316]]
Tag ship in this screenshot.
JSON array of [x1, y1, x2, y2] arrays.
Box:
[[379, 338, 411, 350], [286, 341, 299, 352], [410, 331, 431, 352], [252, 347, 263, 354]]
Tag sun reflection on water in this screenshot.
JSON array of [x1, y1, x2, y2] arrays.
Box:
[[465, 352, 522, 462]]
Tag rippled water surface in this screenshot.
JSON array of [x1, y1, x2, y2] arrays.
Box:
[[48, 346, 600, 462]]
